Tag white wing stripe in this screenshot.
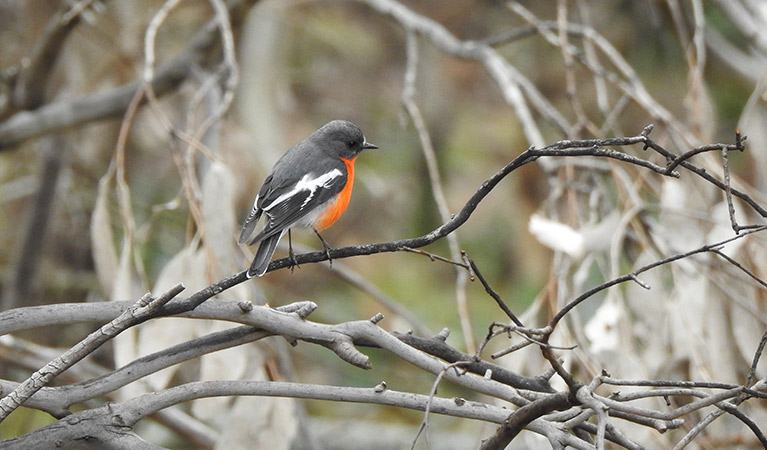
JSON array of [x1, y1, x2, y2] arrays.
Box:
[[248, 194, 260, 213], [262, 169, 343, 212]]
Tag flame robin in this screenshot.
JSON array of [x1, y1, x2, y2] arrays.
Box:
[[239, 120, 377, 277]]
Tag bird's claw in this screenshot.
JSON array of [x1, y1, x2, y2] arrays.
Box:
[[314, 228, 334, 267]]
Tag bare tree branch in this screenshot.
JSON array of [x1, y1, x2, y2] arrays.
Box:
[[0, 284, 185, 422], [0, 0, 257, 151], [480, 392, 571, 450], [0, 380, 593, 450]]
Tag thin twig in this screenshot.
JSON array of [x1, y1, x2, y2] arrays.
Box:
[[468, 258, 523, 326], [663, 141, 741, 175], [412, 361, 472, 450], [642, 135, 767, 217], [548, 225, 767, 330], [711, 249, 767, 290], [721, 145, 739, 232], [746, 328, 767, 389], [398, 246, 469, 269]]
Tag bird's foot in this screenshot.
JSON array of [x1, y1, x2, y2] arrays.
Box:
[[288, 230, 300, 273], [314, 228, 334, 267]]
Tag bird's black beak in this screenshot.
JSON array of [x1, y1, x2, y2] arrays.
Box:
[[363, 141, 378, 150]]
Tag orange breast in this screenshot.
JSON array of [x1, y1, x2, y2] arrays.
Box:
[[315, 157, 355, 230]]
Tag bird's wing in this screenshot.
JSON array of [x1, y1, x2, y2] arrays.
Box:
[[238, 174, 272, 244], [238, 204, 263, 245], [245, 167, 347, 245]]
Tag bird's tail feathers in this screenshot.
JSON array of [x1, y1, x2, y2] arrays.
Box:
[[247, 230, 285, 277]]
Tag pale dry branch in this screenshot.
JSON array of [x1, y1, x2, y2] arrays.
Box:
[[0, 302, 314, 418], [0, 283, 185, 422], [0, 379, 594, 450]]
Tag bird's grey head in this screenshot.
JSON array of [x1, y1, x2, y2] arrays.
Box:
[[314, 120, 378, 160]]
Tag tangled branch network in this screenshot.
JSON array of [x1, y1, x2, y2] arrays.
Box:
[[1, 123, 765, 449]]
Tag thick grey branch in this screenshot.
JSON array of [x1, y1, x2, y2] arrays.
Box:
[[0, 284, 185, 422], [0, 381, 593, 450]]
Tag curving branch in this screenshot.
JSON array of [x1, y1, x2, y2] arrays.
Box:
[[0, 380, 594, 450], [263, 127, 695, 273]]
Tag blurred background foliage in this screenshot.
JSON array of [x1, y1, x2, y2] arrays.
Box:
[[1, 0, 766, 448]]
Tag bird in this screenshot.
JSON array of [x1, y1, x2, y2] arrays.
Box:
[[239, 120, 378, 278]]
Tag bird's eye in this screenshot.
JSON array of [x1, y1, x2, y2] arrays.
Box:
[[347, 140, 356, 148]]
